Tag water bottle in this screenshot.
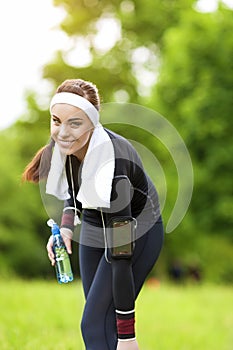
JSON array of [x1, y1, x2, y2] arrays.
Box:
[[47, 219, 73, 284]]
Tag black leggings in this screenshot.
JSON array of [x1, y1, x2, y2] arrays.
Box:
[[79, 217, 164, 350]]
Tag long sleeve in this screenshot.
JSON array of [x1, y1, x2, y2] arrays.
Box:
[[106, 175, 136, 341]]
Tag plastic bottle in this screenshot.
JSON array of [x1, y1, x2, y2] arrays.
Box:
[[48, 219, 73, 284]]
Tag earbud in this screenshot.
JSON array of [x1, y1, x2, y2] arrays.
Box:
[[74, 215, 81, 226]]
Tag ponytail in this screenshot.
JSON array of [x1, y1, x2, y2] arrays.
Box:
[[22, 139, 55, 183]]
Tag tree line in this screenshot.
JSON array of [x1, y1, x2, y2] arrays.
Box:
[[0, 0, 232, 283]]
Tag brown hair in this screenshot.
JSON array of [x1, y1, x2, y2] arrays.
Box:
[[22, 79, 100, 183]]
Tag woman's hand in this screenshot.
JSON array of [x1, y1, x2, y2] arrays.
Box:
[[60, 227, 73, 254], [117, 339, 139, 350], [46, 235, 55, 266], [46, 228, 73, 266]]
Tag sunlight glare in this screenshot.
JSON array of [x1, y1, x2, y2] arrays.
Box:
[[0, 0, 68, 129]]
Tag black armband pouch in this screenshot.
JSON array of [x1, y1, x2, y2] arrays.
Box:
[[108, 217, 137, 259]]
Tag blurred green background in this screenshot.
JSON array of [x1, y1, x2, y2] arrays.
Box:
[[0, 0, 232, 285]]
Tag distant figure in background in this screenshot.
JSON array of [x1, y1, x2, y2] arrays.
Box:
[[168, 259, 185, 283], [168, 259, 202, 283], [187, 264, 202, 282], [22, 78, 164, 350]]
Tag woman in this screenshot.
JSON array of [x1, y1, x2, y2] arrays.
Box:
[[23, 78, 164, 350]]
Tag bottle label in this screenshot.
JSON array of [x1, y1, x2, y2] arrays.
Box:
[[54, 247, 73, 283]]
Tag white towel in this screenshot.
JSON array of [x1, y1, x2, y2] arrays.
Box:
[[45, 143, 68, 200], [46, 124, 115, 209]]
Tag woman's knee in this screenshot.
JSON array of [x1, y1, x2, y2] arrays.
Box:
[[81, 309, 94, 342], [81, 304, 106, 345], [81, 307, 114, 349]]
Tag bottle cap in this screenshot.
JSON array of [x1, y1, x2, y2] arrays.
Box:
[[47, 219, 60, 235], [51, 224, 60, 235]]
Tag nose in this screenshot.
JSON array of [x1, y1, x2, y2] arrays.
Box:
[[58, 123, 70, 139]]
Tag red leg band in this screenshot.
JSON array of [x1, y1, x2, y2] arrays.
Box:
[[116, 310, 135, 340]]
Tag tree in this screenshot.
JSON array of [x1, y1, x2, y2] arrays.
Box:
[[150, 6, 233, 282], [153, 7, 233, 239], [0, 118, 49, 277], [1, 0, 232, 282], [44, 0, 196, 101]]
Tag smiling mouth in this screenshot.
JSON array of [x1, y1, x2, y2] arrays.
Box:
[[57, 139, 76, 148]]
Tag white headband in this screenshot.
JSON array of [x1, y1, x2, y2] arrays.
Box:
[[50, 92, 99, 126]]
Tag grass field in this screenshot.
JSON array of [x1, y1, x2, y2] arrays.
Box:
[[0, 279, 232, 350]]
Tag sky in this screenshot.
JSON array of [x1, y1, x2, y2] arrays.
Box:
[[0, 0, 68, 130], [0, 0, 232, 130]]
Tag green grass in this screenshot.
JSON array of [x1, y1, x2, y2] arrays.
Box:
[[0, 279, 232, 350], [137, 281, 233, 350]]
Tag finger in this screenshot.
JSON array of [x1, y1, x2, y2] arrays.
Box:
[[63, 237, 72, 254], [46, 236, 55, 264], [60, 229, 73, 254], [47, 248, 55, 265], [48, 253, 56, 266], [46, 239, 54, 257]]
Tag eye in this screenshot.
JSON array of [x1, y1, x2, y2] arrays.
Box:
[[70, 122, 82, 128], [52, 117, 60, 125]]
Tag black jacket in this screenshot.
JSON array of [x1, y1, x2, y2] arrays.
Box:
[[61, 128, 162, 317], [62, 128, 160, 236]]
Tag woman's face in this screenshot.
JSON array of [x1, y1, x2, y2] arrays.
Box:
[[50, 103, 94, 159]]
